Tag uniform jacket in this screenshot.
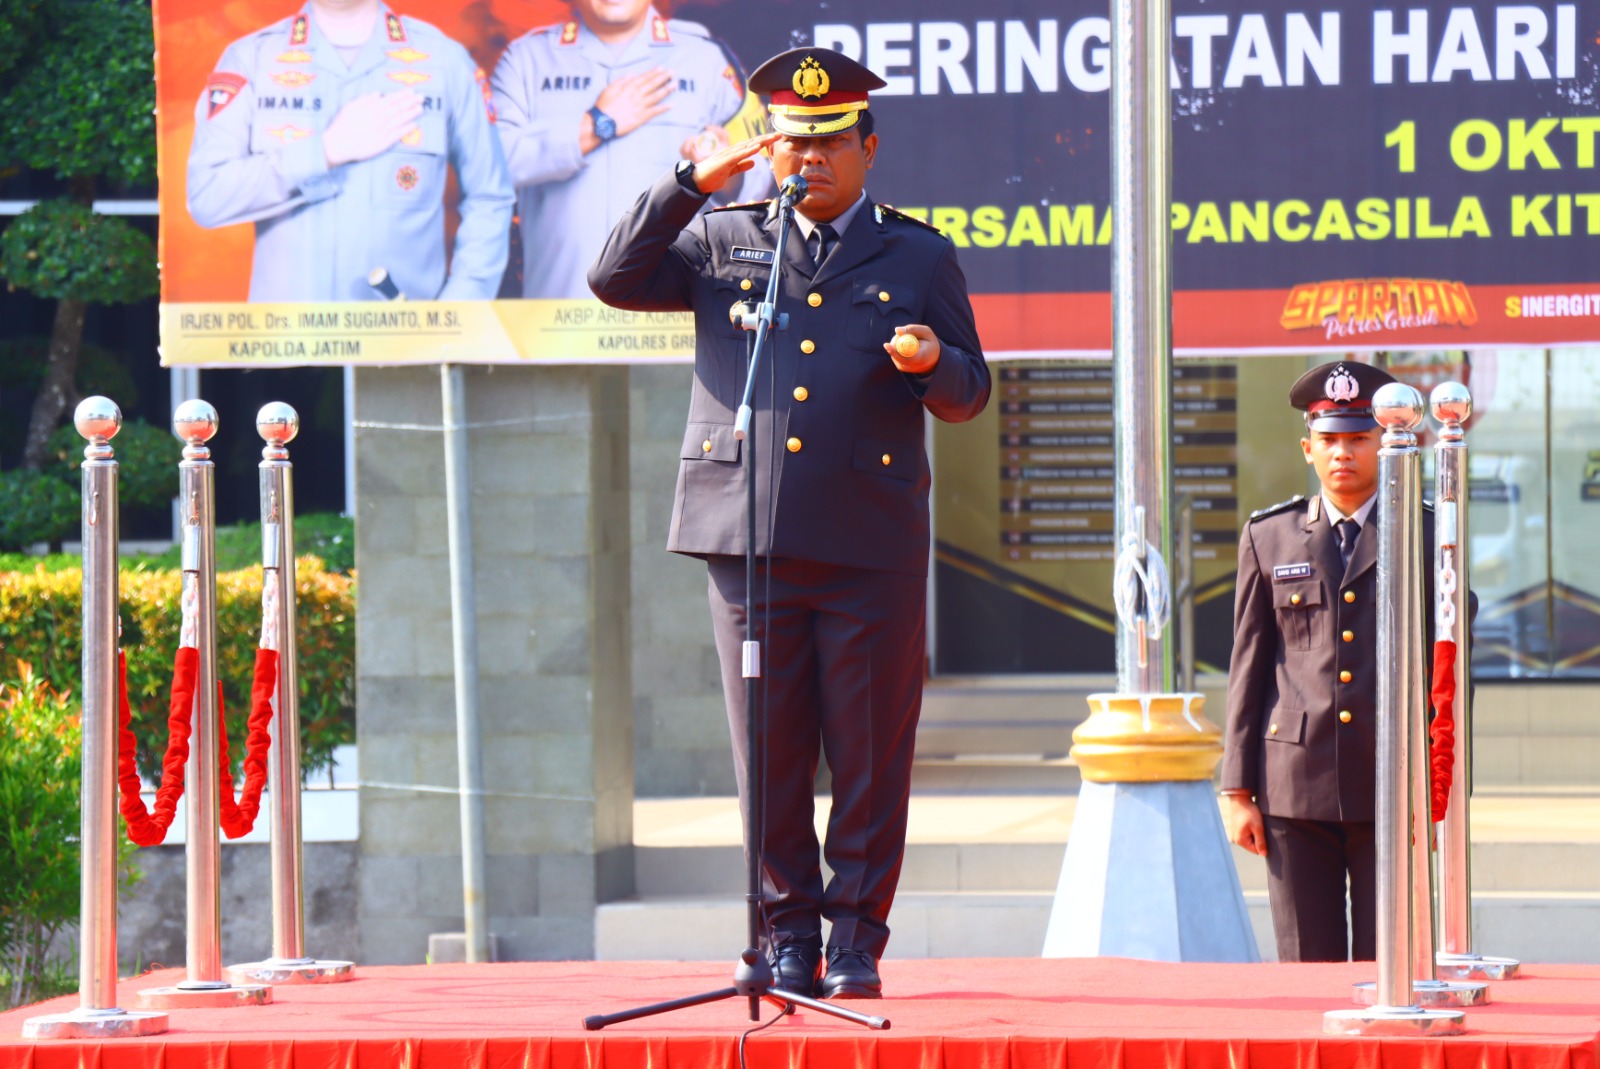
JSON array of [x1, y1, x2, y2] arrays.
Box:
[[493, 11, 769, 298], [1221, 494, 1440, 823], [589, 170, 991, 577], [187, 4, 513, 302]]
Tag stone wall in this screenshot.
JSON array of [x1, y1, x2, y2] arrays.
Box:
[[353, 365, 634, 964], [627, 365, 735, 798]]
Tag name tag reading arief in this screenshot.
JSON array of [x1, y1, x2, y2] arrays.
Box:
[[1273, 563, 1313, 580], [729, 246, 774, 264]]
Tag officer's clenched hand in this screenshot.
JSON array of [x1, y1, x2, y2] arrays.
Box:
[[323, 91, 424, 168], [886, 325, 940, 375], [1221, 793, 1268, 857], [680, 124, 731, 164], [583, 67, 674, 153], [690, 133, 781, 194]]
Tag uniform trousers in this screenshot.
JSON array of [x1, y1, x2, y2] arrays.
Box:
[[705, 555, 926, 959], [1263, 815, 1377, 962]]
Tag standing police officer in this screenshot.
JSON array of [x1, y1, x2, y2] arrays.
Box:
[[589, 48, 990, 999], [187, 1, 513, 302], [1221, 360, 1443, 963], [492, 0, 769, 298]]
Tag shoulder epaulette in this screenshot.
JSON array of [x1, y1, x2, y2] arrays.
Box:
[[875, 203, 943, 235], [1249, 494, 1306, 521], [669, 18, 713, 38], [709, 198, 771, 213]]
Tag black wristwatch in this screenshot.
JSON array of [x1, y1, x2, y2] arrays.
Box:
[[587, 106, 617, 143], [675, 158, 706, 197]]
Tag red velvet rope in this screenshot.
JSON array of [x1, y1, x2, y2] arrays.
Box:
[[218, 648, 278, 839], [117, 647, 197, 847], [1429, 639, 1458, 823]]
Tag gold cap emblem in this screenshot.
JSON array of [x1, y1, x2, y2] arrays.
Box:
[[793, 56, 830, 100]]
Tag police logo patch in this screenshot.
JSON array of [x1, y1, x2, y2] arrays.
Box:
[[386, 13, 406, 42], [205, 73, 247, 119], [277, 50, 312, 64], [1326, 364, 1359, 403], [388, 69, 431, 87], [267, 125, 310, 142], [793, 56, 830, 100], [396, 165, 419, 191], [1273, 564, 1314, 580], [272, 70, 315, 88], [730, 246, 774, 265], [387, 47, 430, 64]]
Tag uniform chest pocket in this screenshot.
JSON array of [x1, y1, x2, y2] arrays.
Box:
[[376, 117, 447, 208], [846, 280, 917, 352], [711, 274, 766, 338], [1273, 580, 1325, 651]]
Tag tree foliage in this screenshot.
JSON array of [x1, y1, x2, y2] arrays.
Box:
[[0, 0, 156, 185], [0, 200, 157, 305]]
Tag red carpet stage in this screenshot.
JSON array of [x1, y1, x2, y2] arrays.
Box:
[[5, 959, 1600, 1068]]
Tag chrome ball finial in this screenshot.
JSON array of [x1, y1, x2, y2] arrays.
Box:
[[75, 396, 122, 443], [1429, 381, 1472, 427], [173, 399, 219, 444], [1372, 382, 1425, 432], [256, 402, 300, 446]]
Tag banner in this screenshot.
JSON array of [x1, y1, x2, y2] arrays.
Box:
[[154, 0, 1600, 366]]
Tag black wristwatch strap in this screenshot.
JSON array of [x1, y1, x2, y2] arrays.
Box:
[[675, 158, 707, 198]]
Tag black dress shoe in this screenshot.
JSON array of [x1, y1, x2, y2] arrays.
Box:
[[818, 947, 882, 1000], [768, 943, 821, 997]]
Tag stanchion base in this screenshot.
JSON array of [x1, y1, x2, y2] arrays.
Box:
[[22, 1007, 170, 1039], [1437, 952, 1521, 981], [1352, 978, 1489, 1007], [227, 958, 355, 985], [1323, 1005, 1466, 1036], [137, 982, 272, 1009]]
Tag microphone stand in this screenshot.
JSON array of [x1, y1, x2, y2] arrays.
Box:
[[583, 183, 888, 1033]]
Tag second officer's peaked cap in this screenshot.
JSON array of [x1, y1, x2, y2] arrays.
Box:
[[1289, 361, 1398, 433], [748, 47, 887, 137]]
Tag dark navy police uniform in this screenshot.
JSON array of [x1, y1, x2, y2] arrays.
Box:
[[588, 49, 989, 981]]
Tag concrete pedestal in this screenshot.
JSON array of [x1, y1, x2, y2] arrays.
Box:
[[1041, 779, 1258, 961]]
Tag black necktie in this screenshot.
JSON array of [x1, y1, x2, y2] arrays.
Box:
[[1336, 519, 1359, 570], [809, 223, 836, 270]]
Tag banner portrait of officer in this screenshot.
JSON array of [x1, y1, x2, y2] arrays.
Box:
[[491, 0, 770, 299], [186, 0, 514, 303]]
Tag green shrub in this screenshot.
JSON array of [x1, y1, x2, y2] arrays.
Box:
[[138, 512, 355, 575], [0, 469, 78, 551], [0, 663, 137, 1009], [0, 559, 356, 781]]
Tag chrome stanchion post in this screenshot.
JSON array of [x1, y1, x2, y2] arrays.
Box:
[[1326, 384, 1464, 1036], [140, 401, 271, 1009], [24, 400, 169, 1039], [1431, 382, 1519, 982], [227, 404, 354, 985]]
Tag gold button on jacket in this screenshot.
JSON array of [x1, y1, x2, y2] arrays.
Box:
[[740, 278, 752, 291], [807, 292, 822, 307], [786, 437, 802, 453], [1344, 590, 1356, 603], [1340, 670, 1352, 683], [1339, 710, 1353, 723], [1342, 630, 1354, 642], [793, 386, 809, 402], [702, 439, 712, 453], [800, 339, 815, 354]]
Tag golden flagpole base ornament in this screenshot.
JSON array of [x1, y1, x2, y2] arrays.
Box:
[[1069, 693, 1224, 783]]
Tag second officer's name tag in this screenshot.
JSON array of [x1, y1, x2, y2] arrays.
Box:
[[729, 246, 774, 264], [1273, 563, 1313, 580]]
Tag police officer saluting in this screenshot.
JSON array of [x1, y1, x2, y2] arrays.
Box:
[[187, 1, 513, 302], [1221, 360, 1445, 963], [589, 48, 990, 999]]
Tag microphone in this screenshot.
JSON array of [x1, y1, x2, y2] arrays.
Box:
[[778, 174, 808, 211]]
